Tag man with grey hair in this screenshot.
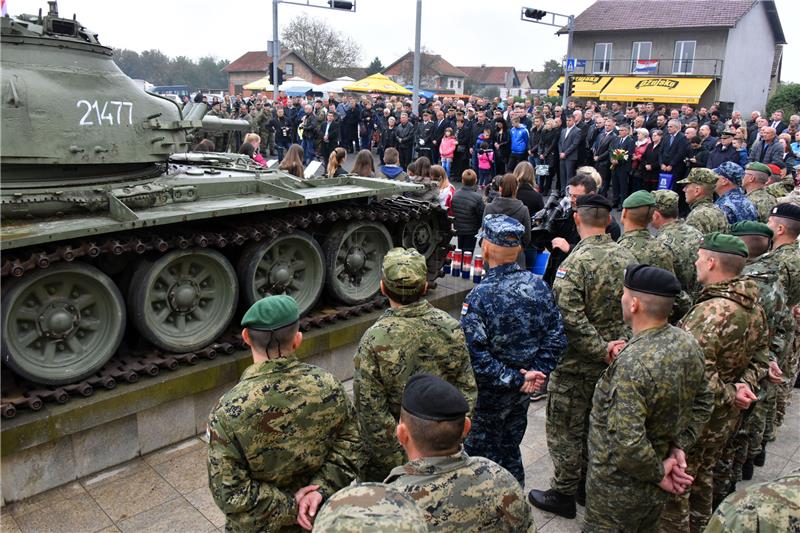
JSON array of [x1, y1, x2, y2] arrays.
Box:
[[750, 126, 782, 165], [299, 104, 318, 165], [660, 119, 691, 195]]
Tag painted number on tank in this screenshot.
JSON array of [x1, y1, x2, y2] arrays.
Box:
[[76, 100, 134, 126]]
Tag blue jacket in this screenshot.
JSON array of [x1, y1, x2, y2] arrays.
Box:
[[715, 188, 758, 224], [510, 126, 530, 154]]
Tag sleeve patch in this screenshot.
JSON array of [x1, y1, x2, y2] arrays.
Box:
[[461, 303, 469, 316], [556, 268, 568, 279]]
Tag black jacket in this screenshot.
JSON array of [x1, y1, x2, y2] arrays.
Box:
[[516, 183, 544, 217], [320, 120, 340, 145], [660, 131, 691, 177], [494, 129, 511, 160], [270, 115, 293, 145], [451, 185, 485, 235], [395, 122, 415, 148]]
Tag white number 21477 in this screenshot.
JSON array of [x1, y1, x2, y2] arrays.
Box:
[[77, 100, 134, 126]]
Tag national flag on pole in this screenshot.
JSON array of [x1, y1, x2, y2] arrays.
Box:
[[1, 0, 8, 17], [633, 60, 658, 73]]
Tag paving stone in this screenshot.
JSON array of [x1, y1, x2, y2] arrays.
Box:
[[81, 459, 153, 491], [144, 438, 205, 467], [117, 497, 215, 533], [14, 493, 112, 533], [87, 469, 179, 522], [72, 415, 140, 478], [185, 486, 226, 529], [5, 481, 87, 519], [151, 448, 208, 495], [137, 396, 196, 454], [1, 508, 21, 533]]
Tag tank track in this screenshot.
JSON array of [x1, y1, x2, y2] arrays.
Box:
[[1, 197, 453, 418]]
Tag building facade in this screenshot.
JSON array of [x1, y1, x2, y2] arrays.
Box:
[[223, 50, 330, 96], [383, 52, 466, 93]]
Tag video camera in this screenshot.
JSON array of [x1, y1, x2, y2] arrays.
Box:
[[530, 191, 571, 246]]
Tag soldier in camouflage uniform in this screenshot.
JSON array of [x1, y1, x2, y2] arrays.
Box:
[[617, 190, 676, 273], [207, 295, 361, 532], [461, 214, 566, 485], [314, 483, 428, 532], [251, 101, 274, 158], [705, 469, 800, 533], [386, 374, 535, 532], [659, 233, 769, 533], [529, 194, 635, 519], [743, 162, 777, 223], [678, 168, 729, 235], [585, 265, 712, 533], [766, 165, 796, 199], [354, 248, 477, 482], [713, 162, 759, 225], [652, 189, 703, 296], [204, 101, 228, 152]]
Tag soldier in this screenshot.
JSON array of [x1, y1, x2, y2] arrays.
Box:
[[713, 161, 758, 225], [529, 194, 635, 519], [659, 233, 768, 533], [252, 100, 274, 158], [617, 190, 676, 273], [386, 374, 535, 532], [765, 163, 795, 198], [705, 470, 800, 533], [313, 483, 428, 532], [678, 168, 729, 235], [743, 162, 777, 222], [461, 214, 566, 485], [584, 265, 712, 533], [651, 189, 703, 296], [206, 100, 228, 152], [207, 295, 361, 532], [354, 248, 477, 482]]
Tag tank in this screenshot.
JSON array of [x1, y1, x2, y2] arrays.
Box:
[[0, 3, 451, 386]]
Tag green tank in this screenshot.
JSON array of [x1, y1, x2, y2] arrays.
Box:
[[0, 3, 451, 385]]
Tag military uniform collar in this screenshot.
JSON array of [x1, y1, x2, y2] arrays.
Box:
[[626, 323, 671, 347], [240, 356, 300, 380], [693, 198, 713, 208], [620, 228, 651, 239], [386, 447, 468, 480], [384, 298, 433, 318], [486, 262, 523, 276], [660, 220, 681, 230], [576, 233, 612, 249]]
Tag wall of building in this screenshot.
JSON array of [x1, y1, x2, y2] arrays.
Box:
[[720, 3, 775, 113]]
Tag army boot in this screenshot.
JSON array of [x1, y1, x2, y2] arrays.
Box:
[[741, 458, 754, 480], [528, 489, 576, 519], [753, 443, 767, 467], [575, 477, 587, 507]]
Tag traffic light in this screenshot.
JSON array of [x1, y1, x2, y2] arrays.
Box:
[[557, 83, 564, 97], [568, 83, 575, 97], [524, 8, 547, 20], [268, 63, 285, 86], [328, 0, 354, 10]]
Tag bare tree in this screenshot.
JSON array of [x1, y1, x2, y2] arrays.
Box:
[[280, 17, 362, 77]]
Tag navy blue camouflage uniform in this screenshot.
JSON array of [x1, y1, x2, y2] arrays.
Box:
[[715, 189, 758, 225]]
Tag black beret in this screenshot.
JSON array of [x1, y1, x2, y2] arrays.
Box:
[[401, 374, 469, 422], [624, 263, 682, 298], [770, 203, 800, 222], [576, 193, 612, 211]]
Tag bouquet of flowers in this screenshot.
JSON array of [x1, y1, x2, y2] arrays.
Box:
[[610, 148, 629, 165]]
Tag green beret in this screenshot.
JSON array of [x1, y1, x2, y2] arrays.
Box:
[[729, 221, 773, 239], [699, 232, 748, 258], [745, 162, 772, 176], [622, 190, 656, 209], [241, 295, 299, 331], [382, 247, 427, 296], [677, 168, 718, 185], [652, 190, 679, 212]]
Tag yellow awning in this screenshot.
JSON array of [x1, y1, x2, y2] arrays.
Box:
[[243, 77, 273, 91], [599, 77, 713, 104], [547, 76, 612, 98], [342, 73, 412, 95]]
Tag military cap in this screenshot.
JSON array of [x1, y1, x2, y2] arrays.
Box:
[[770, 202, 800, 221], [677, 167, 718, 185], [381, 248, 427, 296], [652, 189, 679, 212], [699, 232, 749, 257], [720, 129, 736, 137], [729, 221, 774, 239], [713, 161, 745, 185], [745, 162, 772, 177], [402, 373, 469, 422], [241, 295, 299, 331], [575, 193, 613, 211], [624, 263, 682, 297], [622, 190, 656, 209], [476, 214, 525, 248], [766, 163, 783, 176], [314, 483, 428, 532]]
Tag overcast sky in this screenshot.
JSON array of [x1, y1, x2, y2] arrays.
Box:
[[12, 0, 799, 81]]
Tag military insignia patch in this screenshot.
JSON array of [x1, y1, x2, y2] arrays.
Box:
[[556, 268, 567, 279], [461, 303, 469, 315]]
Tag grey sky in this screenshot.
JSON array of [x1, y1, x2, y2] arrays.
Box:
[[12, 0, 799, 81]]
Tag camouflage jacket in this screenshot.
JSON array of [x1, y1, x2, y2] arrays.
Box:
[[705, 470, 800, 533], [772, 241, 800, 307], [207, 357, 361, 533], [743, 253, 792, 366], [616, 228, 675, 273], [354, 299, 477, 482], [252, 109, 273, 132], [715, 188, 759, 225], [747, 188, 777, 223], [588, 324, 712, 489], [766, 176, 795, 198], [656, 219, 702, 294], [461, 263, 566, 391], [679, 278, 769, 414], [314, 483, 428, 533], [552, 234, 635, 376], [385, 448, 535, 532], [686, 198, 729, 235]]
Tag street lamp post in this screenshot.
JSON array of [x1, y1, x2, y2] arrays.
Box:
[[412, 0, 422, 115], [521, 7, 575, 109]]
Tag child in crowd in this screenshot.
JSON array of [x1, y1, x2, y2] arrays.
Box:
[[439, 127, 457, 177], [477, 141, 495, 187]]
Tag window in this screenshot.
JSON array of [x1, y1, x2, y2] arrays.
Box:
[[449, 79, 454, 89], [593, 43, 612, 74], [630, 41, 652, 72], [673, 41, 695, 74], [458, 79, 462, 89], [284, 62, 294, 76]]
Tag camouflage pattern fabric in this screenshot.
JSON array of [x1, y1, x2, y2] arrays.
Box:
[[747, 188, 778, 223], [585, 324, 712, 533], [385, 448, 536, 532], [766, 176, 796, 198], [660, 278, 769, 533], [461, 262, 566, 484], [656, 220, 703, 295], [547, 234, 635, 495], [354, 299, 477, 482], [686, 198, 729, 235], [616, 229, 676, 273], [207, 357, 361, 533], [705, 470, 800, 533], [770, 241, 800, 429], [715, 189, 759, 225], [313, 483, 428, 532]]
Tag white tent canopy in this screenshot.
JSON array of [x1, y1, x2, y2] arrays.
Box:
[[318, 76, 356, 94]]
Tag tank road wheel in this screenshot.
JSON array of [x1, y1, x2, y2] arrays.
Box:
[[129, 249, 238, 352], [324, 221, 393, 305], [1, 263, 126, 385], [400, 213, 442, 259], [237, 231, 325, 316]]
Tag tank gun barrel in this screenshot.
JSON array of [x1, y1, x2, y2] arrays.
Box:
[[200, 115, 252, 131]]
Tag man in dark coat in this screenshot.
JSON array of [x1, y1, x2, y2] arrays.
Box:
[[610, 123, 636, 207], [558, 114, 582, 192]]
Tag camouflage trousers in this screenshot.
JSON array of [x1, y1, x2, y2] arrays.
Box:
[[772, 337, 800, 432], [660, 406, 741, 533], [545, 369, 600, 495], [585, 476, 665, 533], [464, 391, 529, 485]]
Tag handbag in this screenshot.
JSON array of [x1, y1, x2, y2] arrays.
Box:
[[657, 173, 673, 190], [535, 164, 550, 176]]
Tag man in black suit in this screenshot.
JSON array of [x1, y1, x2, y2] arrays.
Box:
[[319, 111, 340, 164], [592, 117, 617, 196], [558, 114, 581, 191], [659, 118, 691, 214], [430, 109, 448, 164], [642, 102, 658, 131], [610, 123, 635, 207], [769, 110, 787, 135]]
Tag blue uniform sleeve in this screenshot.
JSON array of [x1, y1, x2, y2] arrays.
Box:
[[532, 281, 567, 374]]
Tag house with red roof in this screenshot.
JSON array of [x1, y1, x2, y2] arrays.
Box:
[[458, 65, 521, 94], [383, 52, 466, 93], [223, 50, 330, 95]]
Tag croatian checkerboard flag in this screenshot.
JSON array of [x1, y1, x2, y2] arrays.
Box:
[[633, 60, 658, 74]]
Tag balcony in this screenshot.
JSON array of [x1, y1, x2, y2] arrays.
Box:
[[574, 58, 724, 78]]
